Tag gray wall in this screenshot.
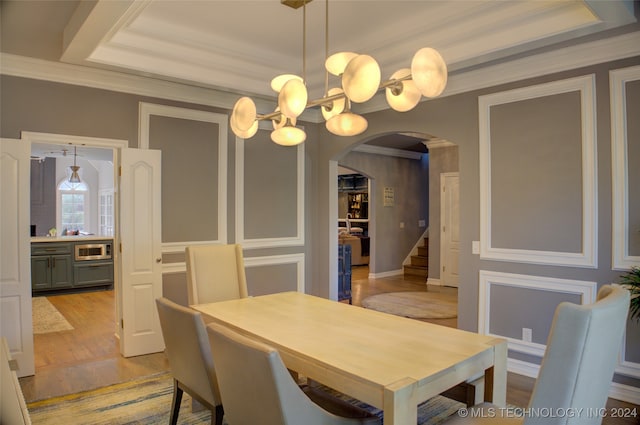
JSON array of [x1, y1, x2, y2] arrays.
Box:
[[3, 55, 640, 390], [311, 56, 640, 389], [339, 150, 428, 273]]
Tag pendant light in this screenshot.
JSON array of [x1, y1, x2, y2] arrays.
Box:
[[68, 146, 81, 184]]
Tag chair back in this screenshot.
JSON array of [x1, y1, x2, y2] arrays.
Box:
[[156, 297, 221, 407], [207, 322, 365, 425], [185, 244, 248, 305], [527, 285, 629, 425]]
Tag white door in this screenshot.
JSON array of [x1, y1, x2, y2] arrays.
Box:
[[441, 172, 460, 288], [0, 138, 34, 377], [119, 148, 164, 357]]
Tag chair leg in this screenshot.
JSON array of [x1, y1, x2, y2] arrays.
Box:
[[170, 379, 183, 425], [211, 404, 224, 425]]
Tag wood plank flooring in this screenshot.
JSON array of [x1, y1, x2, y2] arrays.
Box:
[[19, 268, 639, 424]]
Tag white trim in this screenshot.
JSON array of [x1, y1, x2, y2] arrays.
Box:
[[162, 261, 185, 275], [479, 75, 598, 268], [3, 32, 638, 122], [610, 65, 640, 270], [507, 358, 540, 379], [358, 31, 640, 115], [244, 254, 305, 293], [508, 359, 640, 405], [423, 139, 455, 150], [138, 102, 228, 246], [21, 131, 128, 150], [427, 277, 442, 287], [235, 134, 305, 249], [369, 269, 404, 279], [478, 270, 597, 357]]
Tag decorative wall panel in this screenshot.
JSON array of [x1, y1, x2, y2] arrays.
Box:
[[138, 103, 228, 253], [611, 65, 640, 270], [479, 75, 597, 267]]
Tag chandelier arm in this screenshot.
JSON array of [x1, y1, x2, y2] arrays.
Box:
[[256, 73, 414, 122]]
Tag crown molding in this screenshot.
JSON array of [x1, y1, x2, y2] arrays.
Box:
[[357, 31, 640, 115], [2, 31, 639, 122], [353, 144, 423, 160]]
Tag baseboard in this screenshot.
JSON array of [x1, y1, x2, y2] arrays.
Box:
[[369, 269, 403, 279], [427, 278, 442, 286], [609, 382, 640, 405], [508, 358, 640, 405]]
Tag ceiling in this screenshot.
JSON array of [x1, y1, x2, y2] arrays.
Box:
[[1, 0, 638, 153]]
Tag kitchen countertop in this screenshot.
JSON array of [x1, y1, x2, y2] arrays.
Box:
[[31, 236, 114, 243]]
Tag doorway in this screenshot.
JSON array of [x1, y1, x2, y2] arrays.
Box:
[[29, 138, 120, 392]]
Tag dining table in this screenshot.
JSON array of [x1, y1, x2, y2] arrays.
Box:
[[192, 291, 507, 425]]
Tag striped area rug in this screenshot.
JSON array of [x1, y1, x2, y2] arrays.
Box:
[[28, 372, 464, 424]]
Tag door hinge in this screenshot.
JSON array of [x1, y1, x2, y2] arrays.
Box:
[[443, 266, 446, 272], [119, 243, 122, 253], [119, 166, 122, 177], [443, 226, 446, 232], [121, 319, 124, 329]]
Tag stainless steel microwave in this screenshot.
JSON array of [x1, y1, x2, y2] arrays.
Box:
[[75, 242, 112, 261]]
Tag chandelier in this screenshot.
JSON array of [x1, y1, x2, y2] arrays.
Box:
[[229, 0, 448, 146]]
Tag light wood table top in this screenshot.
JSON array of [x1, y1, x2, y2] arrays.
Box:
[[193, 291, 507, 425]]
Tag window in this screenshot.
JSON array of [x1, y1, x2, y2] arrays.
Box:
[[99, 190, 114, 236], [58, 180, 88, 232]]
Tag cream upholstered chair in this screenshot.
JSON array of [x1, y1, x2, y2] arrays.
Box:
[[155, 297, 224, 425], [206, 322, 379, 425], [185, 244, 248, 305], [445, 284, 630, 425]]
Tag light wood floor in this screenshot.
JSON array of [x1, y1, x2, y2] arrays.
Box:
[[20, 267, 639, 424]]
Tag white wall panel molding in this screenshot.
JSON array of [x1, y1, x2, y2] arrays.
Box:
[[244, 254, 305, 293], [479, 75, 598, 267], [138, 103, 228, 248], [478, 270, 597, 357], [507, 358, 640, 405], [610, 65, 640, 270], [235, 134, 305, 249]]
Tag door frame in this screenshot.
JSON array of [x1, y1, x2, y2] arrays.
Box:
[[22, 131, 128, 343]]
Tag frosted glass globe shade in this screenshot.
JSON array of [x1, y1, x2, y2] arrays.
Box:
[[321, 88, 346, 121], [325, 52, 357, 76], [385, 68, 421, 112], [278, 79, 308, 119], [270, 74, 303, 93], [230, 117, 258, 139], [230, 97, 257, 132], [326, 112, 368, 136], [411, 47, 447, 98], [342, 55, 381, 103], [271, 126, 306, 146]]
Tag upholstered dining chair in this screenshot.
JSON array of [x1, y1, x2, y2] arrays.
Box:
[[185, 243, 248, 305], [155, 297, 224, 425], [444, 284, 630, 425], [206, 322, 379, 425]]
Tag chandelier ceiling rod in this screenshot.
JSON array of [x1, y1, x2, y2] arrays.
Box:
[[229, 0, 448, 144]]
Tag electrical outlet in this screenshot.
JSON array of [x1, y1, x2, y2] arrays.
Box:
[[522, 328, 532, 343], [418, 220, 426, 227], [472, 241, 480, 254], [399, 222, 405, 229]]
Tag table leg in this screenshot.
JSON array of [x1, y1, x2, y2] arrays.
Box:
[[484, 340, 507, 406], [384, 378, 417, 425]]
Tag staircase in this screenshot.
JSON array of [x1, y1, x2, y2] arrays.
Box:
[[404, 237, 428, 281]]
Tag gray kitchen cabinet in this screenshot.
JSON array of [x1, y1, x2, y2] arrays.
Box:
[[31, 243, 73, 291]]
